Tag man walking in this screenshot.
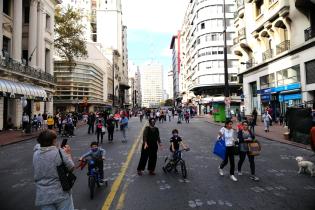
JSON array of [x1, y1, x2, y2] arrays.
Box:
[[88, 113, 96, 134]]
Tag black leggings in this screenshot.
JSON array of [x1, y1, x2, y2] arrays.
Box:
[[107, 128, 114, 141], [238, 151, 255, 175], [137, 145, 158, 172], [220, 146, 235, 175]]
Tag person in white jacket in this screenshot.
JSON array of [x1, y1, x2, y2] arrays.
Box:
[[262, 111, 272, 132]]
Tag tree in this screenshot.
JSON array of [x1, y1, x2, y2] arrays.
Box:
[[54, 6, 87, 70], [164, 99, 174, 107]]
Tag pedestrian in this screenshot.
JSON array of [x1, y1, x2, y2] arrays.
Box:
[[96, 119, 104, 144], [184, 111, 190, 123], [120, 113, 129, 143], [248, 116, 255, 134], [37, 114, 43, 130], [42, 112, 48, 129], [106, 114, 115, 142], [251, 108, 258, 127], [87, 113, 96, 134], [262, 111, 272, 132], [33, 130, 75, 210], [218, 120, 238, 182], [279, 113, 284, 126], [22, 112, 30, 132], [114, 112, 121, 131], [137, 118, 161, 176], [237, 121, 260, 181], [168, 109, 172, 122]]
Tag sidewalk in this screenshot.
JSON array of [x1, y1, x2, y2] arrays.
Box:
[[199, 115, 311, 150], [0, 121, 87, 147]]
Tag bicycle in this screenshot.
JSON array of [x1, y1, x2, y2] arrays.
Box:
[[79, 159, 108, 199], [162, 148, 190, 179]]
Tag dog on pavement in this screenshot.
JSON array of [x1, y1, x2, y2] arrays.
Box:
[[296, 156, 315, 176]]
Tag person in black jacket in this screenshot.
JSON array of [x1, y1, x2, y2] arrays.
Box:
[[137, 118, 161, 176], [237, 121, 259, 181], [106, 114, 115, 142], [87, 113, 96, 134]]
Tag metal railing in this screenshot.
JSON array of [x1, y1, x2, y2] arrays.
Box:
[[239, 27, 246, 39], [262, 49, 273, 62], [304, 27, 315, 41], [276, 40, 290, 54], [245, 58, 255, 68], [0, 56, 55, 83]]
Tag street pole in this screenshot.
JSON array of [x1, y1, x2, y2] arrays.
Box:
[[112, 51, 115, 110], [223, 0, 230, 119]]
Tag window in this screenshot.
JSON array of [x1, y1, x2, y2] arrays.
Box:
[[46, 14, 51, 31], [201, 22, 205, 29], [260, 73, 275, 89], [24, 7, 29, 23], [256, 0, 264, 17], [277, 65, 300, 86], [3, 0, 11, 16], [45, 48, 50, 73], [305, 60, 315, 84], [2, 36, 11, 56]]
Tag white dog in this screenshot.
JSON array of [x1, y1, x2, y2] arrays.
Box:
[[296, 156, 315, 176]]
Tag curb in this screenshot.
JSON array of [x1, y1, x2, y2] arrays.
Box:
[[0, 122, 87, 147], [203, 118, 312, 151]]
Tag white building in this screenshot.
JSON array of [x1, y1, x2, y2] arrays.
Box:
[[167, 70, 174, 100], [170, 34, 181, 104], [234, 0, 315, 117], [179, 0, 241, 113], [128, 63, 141, 108], [0, 0, 59, 130], [140, 62, 163, 108]]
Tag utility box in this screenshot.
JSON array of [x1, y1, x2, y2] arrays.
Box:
[[213, 103, 226, 123]]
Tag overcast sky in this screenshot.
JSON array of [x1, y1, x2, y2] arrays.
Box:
[[122, 0, 188, 90]]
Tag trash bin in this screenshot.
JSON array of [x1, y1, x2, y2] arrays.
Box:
[[213, 103, 226, 123]]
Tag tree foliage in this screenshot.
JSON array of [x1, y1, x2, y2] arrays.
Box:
[[54, 6, 87, 69], [164, 99, 174, 106]]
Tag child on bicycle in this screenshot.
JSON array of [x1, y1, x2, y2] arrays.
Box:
[[169, 129, 187, 160], [79, 142, 106, 183]]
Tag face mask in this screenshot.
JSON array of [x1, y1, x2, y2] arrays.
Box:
[[91, 148, 98, 152], [173, 133, 178, 137]]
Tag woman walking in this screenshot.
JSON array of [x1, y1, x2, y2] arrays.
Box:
[[106, 114, 115, 142], [262, 111, 272, 132], [96, 119, 104, 144], [237, 121, 259, 181], [33, 130, 75, 210], [137, 118, 161, 176], [218, 120, 238, 182]]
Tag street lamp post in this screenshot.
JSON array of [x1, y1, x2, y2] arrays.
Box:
[[223, 0, 230, 119]]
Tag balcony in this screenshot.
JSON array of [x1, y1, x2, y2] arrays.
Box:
[[242, 58, 255, 69], [262, 49, 273, 62], [236, 0, 245, 18], [276, 40, 290, 54], [238, 27, 246, 40], [304, 27, 315, 41], [0, 56, 55, 84], [233, 37, 239, 45]]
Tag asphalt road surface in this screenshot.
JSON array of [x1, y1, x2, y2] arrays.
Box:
[[0, 117, 314, 210]]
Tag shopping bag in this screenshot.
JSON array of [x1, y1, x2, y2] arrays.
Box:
[[101, 126, 106, 133], [213, 138, 226, 160], [248, 141, 261, 156]]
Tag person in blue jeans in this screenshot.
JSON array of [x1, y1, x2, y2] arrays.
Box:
[[120, 113, 129, 143]]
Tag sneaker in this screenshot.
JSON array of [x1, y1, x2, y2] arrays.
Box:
[[149, 171, 156, 176], [230, 175, 238, 182], [237, 171, 243, 176], [137, 171, 143, 176], [250, 175, 260, 181], [218, 167, 224, 176]]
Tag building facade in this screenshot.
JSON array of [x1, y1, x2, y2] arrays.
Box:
[[179, 0, 241, 113], [170, 33, 181, 105], [128, 63, 141, 108], [167, 70, 174, 100], [140, 62, 163, 108], [0, 0, 59, 130], [235, 0, 315, 118]]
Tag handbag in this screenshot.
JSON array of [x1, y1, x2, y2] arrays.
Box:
[[248, 141, 261, 156], [213, 138, 226, 160], [56, 149, 76, 191], [101, 126, 106, 133]]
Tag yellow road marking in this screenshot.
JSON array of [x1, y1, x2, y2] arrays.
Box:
[[102, 123, 146, 210]]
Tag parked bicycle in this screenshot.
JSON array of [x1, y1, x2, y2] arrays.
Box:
[[162, 148, 190, 178], [79, 159, 108, 199]]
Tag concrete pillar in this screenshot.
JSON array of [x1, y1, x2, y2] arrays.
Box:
[[0, 97, 3, 130], [28, 0, 38, 67], [0, 1, 3, 52], [37, 4, 45, 70], [12, 0, 23, 61], [14, 99, 23, 128]]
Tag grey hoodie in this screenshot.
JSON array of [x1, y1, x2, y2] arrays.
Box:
[[33, 145, 74, 206]]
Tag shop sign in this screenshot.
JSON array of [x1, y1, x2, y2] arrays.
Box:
[[279, 93, 302, 102], [256, 88, 271, 95], [271, 83, 301, 93], [261, 94, 271, 102]]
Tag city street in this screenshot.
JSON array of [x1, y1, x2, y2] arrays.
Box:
[[0, 117, 315, 210]]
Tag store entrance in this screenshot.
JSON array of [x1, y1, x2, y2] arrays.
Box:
[[3, 97, 8, 130]]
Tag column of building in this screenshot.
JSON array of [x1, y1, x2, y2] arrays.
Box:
[[28, 0, 38, 67], [0, 1, 3, 52], [12, 0, 23, 61]]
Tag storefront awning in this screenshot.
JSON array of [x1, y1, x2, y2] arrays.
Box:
[[0, 79, 47, 98]]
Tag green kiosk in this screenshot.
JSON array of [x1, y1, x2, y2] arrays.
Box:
[[213, 102, 226, 123]]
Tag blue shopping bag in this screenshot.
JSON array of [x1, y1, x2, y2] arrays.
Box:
[[213, 138, 226, 160]]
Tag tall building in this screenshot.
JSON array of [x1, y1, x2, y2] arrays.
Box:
[[128, 63, 141, 108], [140, 63, 163, 108], [0, 0, 59, 130], [234, 0, 315, 117], [167, 70, 174, 100], [179, 0, 241, 113], [170, 33, 181, 105]]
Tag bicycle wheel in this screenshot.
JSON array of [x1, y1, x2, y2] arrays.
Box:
[[179, 160, 187, 179], [88, 176, 96, 199]]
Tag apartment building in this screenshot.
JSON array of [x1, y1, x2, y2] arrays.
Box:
[[167, 70, 174, 100], [0, 0, 59, 130], [234, 0, 315, 118], [140, 62, 163, 108], [180, 0, 241, 113]]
